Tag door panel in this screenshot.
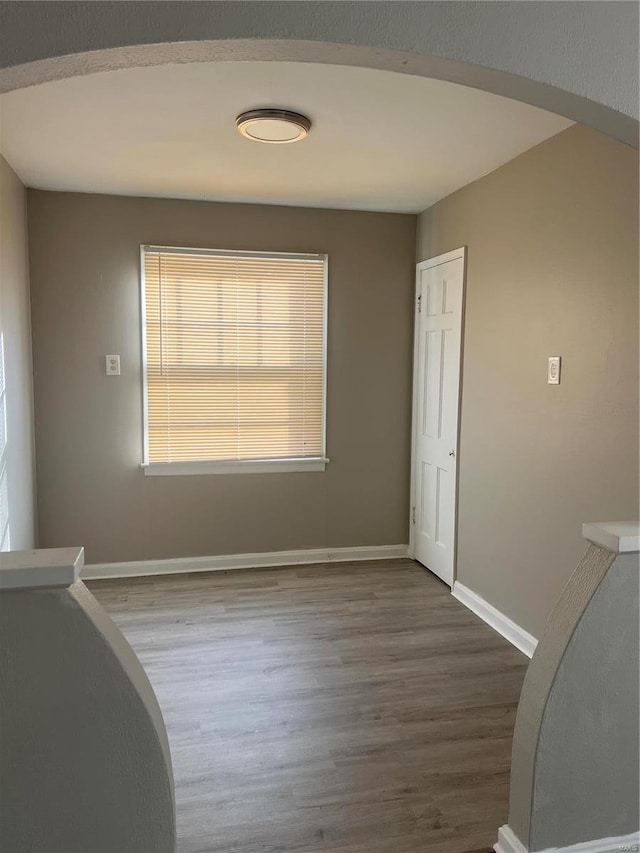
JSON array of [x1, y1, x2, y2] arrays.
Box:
[[411, 251, 465, 587]]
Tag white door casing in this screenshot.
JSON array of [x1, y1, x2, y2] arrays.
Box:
[[410, 248, 466, 586]]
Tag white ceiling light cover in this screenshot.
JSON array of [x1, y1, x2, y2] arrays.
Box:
[[236, 109, 311, 143]]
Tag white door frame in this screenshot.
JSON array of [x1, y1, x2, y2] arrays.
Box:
[[408, 246, 467, 583]]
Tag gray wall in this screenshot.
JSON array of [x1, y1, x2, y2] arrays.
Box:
[[0, 2, 637, 145], [0, 580, 175, 852], [0, 155, 36, 550], [417, 124, 639, 637], [530, 549, 639, 849], [27, 192, 416, 564], [508, 541, 618, 846]]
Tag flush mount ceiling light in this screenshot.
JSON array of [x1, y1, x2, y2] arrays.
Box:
[[236, 109, 311, 144]]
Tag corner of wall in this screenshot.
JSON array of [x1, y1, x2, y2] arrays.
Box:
[[0, 155, 37, 550]]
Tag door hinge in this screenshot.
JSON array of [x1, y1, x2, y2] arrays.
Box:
[[417, 294, 422, 313], [411, 506, 416, 524]]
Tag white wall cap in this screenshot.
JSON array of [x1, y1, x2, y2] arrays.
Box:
[[582, 522, 640, 554], [0, 547, 85, 590]]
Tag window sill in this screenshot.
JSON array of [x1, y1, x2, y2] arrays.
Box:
[[141, 458, 329, 476]]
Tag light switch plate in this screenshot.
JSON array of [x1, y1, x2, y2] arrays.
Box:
[[105, 355, 120, 376], [548, 356, 561, 385]]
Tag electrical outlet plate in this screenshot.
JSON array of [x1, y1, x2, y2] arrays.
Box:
[[548, 356, 561, 384], [105, 354, 120, 376]]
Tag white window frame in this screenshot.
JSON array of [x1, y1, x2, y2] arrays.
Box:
[[139, 244, 329, 476]]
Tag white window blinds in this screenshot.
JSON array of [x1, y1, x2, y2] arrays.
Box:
[[141, 246, 327, 467]]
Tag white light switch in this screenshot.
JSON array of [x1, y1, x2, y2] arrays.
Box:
[[105, 355, 120, 376], [548, 356, 561, 385]]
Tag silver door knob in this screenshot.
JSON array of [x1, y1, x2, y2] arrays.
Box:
[[448, 450, 455, 457]]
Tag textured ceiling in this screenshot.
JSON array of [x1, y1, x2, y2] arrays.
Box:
[[0, 61, 572, 213]]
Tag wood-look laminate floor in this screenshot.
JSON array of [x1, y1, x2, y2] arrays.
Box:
[[89, 560, 528, 853]]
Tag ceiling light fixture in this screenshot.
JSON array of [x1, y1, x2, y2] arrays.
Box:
[[236, 109, 312, 144]]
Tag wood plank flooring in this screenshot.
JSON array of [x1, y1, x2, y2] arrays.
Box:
[[88, 559, 528, 853]]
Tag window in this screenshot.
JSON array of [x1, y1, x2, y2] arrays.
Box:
[[141, 246, 328, 475]]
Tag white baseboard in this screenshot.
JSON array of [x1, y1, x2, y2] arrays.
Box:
[[82, 544, 409, 580], [495, 824, 640, 853], [452, 581, 538, 658], [495, 826, 528, 853]]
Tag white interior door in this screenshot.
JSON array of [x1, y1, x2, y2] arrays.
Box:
[[410, 248, 465, 586]]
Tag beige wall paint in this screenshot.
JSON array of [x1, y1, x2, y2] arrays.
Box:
[[417, 124, 639, 637], [27, 192, 416, 564], [0, 155, 36, 550]]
